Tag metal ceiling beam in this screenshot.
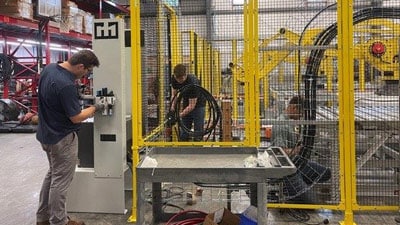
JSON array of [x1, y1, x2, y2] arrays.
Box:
[[103, 0, 130, 13]]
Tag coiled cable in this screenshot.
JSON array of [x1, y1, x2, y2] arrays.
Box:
[[165, 209, 207, 225], [0, 53, 12, 83], [171, 84, 221, 141], [301, 7, 400, 160]]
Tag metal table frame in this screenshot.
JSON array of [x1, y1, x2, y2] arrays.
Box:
[[136, 146, 296, 225]]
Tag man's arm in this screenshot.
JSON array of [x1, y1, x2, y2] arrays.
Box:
[[70, 106, 96, 124], [170, 88, 177, 111], [180, 98, 197, 117], [271, 124, 300, 157]]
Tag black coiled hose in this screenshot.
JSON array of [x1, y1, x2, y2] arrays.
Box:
[[171, 84, 221, 141], [0, 54, 12, 83], [301, 7, 400, 160]]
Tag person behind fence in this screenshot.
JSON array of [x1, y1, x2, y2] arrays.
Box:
[[270, 95, 331, 203], [170, 63, 206, 141], [36, 50, 102, 225]]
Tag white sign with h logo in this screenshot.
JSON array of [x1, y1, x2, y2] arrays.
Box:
[[94, 21, 119, 39]]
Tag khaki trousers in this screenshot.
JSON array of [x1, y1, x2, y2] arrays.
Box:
[[36, 132, 78, 225]]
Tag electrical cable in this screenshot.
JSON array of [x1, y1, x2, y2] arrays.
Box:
[[301, 7, 400, 161], [282, 208, 330, 225], [165, 209, 207, 225], [294, 3, 337, 165], [286, 208, 311, 223], [144, 186, 186, 212], [170, 84, 221, 141], [297, 2, 338, 86], [282, 2, 338, 169], [0, 53, 12, 83]]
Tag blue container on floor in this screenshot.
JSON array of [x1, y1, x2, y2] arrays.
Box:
[[239, 214, 257, 225]]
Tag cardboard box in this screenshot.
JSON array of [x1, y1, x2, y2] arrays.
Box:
[[82, 11, 94, 34], [36, 0, 61, 18], [60, 5, 78, 33], [204, 208, 240, 225], [0, 0, 31, 6], [0, 1, 33, 19]]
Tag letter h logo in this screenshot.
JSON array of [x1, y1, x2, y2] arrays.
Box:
[[94, 22, 119, 39]]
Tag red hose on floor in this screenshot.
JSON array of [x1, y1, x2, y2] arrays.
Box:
[[165, 209, 208, 225]]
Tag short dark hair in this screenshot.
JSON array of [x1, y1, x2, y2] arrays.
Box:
[[68, 50, 100, 68], [288, 95, 304, 111], [173, 64, 186, 79]]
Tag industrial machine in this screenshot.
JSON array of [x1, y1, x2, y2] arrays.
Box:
[[354, 19, 400, 95], [67, 18, 131, 214]]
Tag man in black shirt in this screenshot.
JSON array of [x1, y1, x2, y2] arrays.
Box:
[[170, 63, 206, 141]]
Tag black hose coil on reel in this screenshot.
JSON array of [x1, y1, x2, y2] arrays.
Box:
[[169, 84, 221, 141], [300, 7, 400, 162]]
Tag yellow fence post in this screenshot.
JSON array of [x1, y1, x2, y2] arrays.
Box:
[[213, 49, 221, 96], [243, 0, 260, 146], [164, 4, 182, 67], [337, 0, 356, 224], [128, 0, 142, 222], [157, 1, 166, 133], [231, 39, 239, 123], [189, 31, 197, 75]]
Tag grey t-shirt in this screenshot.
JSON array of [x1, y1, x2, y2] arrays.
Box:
[[270, 113, 301, 149]]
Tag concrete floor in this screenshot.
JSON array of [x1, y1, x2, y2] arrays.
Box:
[[1, 132, 400, 225]]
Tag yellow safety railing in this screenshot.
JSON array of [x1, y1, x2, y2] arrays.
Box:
[[128, 0, 141, 222]]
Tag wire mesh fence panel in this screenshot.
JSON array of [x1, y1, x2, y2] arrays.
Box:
[[352, 0, 400, 207], [137, 0, 400, 221], [139, 0, 341, 207], [140, 1, 248, 143], [258, 0, 340, 206]]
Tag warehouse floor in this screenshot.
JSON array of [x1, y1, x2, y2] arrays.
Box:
[[1, 132, 400, 225]]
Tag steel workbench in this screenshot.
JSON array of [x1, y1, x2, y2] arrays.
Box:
[[136, 146, 296, 224]]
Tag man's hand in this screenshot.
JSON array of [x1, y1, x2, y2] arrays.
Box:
[[291, 145, 301, 156], [166, 110, 177, 126], [94, 98, 106, 111], [283, 145, 301, 157]]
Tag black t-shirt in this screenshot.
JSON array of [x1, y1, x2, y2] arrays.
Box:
[[171, 74, 206, 108], [36, 63, 82, 144]]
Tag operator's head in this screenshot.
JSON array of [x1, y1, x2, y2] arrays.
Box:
[[173, 64, 187, 84], [68, 50, 100, 78], [287, 95, 303, 120]]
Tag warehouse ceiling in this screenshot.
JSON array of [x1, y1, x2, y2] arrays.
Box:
[[141, 0, 207, 17], [68, 0, 208, 17], [68, 0, 385, 16], [69, 0, 130, 14]]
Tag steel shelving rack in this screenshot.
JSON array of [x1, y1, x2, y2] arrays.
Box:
[[0, 0, 129, 113]]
